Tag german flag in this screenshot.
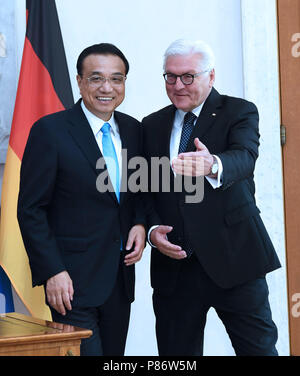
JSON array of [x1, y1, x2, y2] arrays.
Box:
[[0, 0, 74, 319]]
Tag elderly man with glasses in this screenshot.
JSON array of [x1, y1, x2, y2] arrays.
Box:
[[143, 39, 280, 356]]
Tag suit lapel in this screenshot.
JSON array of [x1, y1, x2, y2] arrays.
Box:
[[155, 106, 177, 186], [185, 88, 223, 152], [158, 105, 177, 158], [158, 90, 222, 156], [66, 100, 118, 204], [67, 100, 101, 174]]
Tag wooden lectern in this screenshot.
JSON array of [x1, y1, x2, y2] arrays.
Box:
[[0, 312, 92, 356]]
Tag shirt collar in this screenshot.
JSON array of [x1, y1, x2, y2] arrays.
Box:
[[81, 100, 119, 136], [175, 102, 205, 129]]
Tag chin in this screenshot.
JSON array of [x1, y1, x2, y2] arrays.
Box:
[[176, 105, 191, 112], [173, 101, 190, 112], [96, 104, 114, 113]]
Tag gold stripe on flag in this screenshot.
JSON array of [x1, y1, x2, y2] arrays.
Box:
[[0, 146, 51, 319]]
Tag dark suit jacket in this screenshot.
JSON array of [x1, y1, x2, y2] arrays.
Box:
[[142, 88, 281, 293], [17, 99, 145, 307]]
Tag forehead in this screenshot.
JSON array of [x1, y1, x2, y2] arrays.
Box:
[[165, 53, 203, 73], [81, 54, 126, 75]]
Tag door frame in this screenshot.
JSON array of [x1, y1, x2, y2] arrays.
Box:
[[277, 0, 300, 356]]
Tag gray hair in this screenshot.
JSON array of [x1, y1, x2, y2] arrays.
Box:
[[163, 39, 215, 72]]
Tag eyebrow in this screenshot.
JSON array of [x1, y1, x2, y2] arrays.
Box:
[[89, 71, 125, 76], [166, 72, 195, 75]]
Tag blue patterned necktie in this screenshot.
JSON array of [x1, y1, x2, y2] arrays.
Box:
[[101, 122, 120, 202], [178, 112, 197, 154]]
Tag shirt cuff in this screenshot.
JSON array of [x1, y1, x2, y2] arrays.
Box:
[[205, 155, 223, 189], [147, 225, 160, 248]]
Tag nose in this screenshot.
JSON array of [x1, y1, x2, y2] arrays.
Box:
[[100, 79, 113, 92], [174, 76, 185, 90]]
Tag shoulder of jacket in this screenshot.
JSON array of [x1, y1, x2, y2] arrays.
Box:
[[142, 105, 174, 123], [221, 94, 258, 112], [29, 109, 69, 137], [115, 111, 141, 127]]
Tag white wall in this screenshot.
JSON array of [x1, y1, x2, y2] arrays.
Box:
[[0, 0, 19, 200], [0, 0, 17, 164], [3, 0, 288, 355], [55, 0, 245, 116]]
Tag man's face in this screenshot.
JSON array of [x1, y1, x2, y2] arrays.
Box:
[[77, 54, 126, 121], [164, 53, 215, 112]]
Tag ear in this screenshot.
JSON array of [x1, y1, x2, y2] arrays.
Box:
[[209, 69, 215, 88], [76, 74, 82, 94]]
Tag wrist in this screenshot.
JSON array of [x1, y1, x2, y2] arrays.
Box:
[[208, 155, 219, 177], [148, 225, 159, 248]]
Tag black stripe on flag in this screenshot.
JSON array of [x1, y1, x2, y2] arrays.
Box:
[[26, 0, 74, 109]]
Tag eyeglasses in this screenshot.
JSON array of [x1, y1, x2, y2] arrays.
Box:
[[85, 75, 126, 87], [163, 70, 210, 85]]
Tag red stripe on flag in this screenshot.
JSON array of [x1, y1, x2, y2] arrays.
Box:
[[9, 37, 65, 161]]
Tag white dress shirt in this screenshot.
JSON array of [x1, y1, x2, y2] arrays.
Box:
[[170, 103, 223, 189], [148, 102, 223, 247], [81, 101, 122, 185]]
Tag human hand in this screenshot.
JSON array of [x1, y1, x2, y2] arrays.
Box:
[[124, 224, 146, 266], [49, 321, 75, 333], [46, 271, 74, 316], [172, 138, 214, 176], [150, 225, 187, 259]]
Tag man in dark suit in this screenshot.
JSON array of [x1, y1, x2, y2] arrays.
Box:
[[142, 39, 281, 356], [17, 43, 146, 356]]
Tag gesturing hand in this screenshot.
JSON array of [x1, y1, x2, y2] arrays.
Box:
[[46, 271, 74, 316], [150, 225, 187, 260], [172, 138, 214, 176], [124, 224, 146, 266]]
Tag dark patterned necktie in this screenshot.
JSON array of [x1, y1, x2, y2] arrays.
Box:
[[178, 112, 197, 154], [178, 112, 197, 258]]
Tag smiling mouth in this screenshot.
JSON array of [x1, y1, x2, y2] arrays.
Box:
[[96, 97, 113, 102]]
